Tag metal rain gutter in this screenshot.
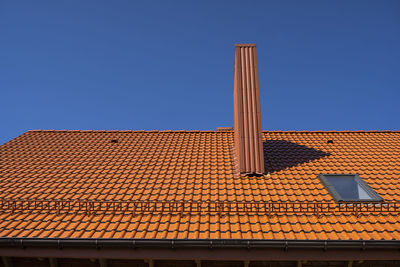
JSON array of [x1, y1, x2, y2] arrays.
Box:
[[1, 238, 400, 250]]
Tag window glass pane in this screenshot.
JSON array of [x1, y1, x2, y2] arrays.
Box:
[[357, 184, 373, 199], [327, 176, 359, 199], [321, 174, 382, 201], [326, 175, 375, 200]]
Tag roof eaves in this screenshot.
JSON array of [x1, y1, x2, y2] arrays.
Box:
[[2, 238, 400, 250]]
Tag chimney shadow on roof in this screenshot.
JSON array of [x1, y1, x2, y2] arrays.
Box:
[[263, 140, 330, 173]]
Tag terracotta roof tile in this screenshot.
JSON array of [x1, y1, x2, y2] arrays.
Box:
[[0, 130, 400, 240]]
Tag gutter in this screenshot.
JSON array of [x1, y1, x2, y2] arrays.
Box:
[[1, 238, 400, 250]]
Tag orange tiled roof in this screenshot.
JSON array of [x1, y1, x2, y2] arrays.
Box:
[[0, 130, 399, 240]]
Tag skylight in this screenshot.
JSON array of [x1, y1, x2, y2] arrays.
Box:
[[319, 174, 383, 202]]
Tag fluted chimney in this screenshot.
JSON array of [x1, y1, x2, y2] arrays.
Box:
[[233, 44, 264, 175]]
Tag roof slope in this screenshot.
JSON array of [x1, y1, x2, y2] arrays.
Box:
[[0, 130, 399, 240]]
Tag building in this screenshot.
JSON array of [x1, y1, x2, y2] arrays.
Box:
[[0, 44, 399, 267]]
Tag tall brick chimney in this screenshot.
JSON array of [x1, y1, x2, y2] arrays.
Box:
[[233, 44, 265, 175]]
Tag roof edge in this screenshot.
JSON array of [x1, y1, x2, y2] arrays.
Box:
[[26, 130, 400, 133], [1, 238, 400, 250], [264, 130, 400, 133], [27, 130, 226, 133]]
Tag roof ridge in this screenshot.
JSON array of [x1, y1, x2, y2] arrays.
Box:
[[27, 130, 223, 133], [263, 130, 400, 133], [27, 129, 400, 133]]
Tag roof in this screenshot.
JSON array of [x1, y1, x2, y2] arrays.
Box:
[[0, 130, 400, 240]]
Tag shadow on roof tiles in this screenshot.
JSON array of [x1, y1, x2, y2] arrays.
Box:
[[263, 140, 330, 173]]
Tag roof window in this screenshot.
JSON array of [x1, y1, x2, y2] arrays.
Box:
[[319, 174, 382, 202]]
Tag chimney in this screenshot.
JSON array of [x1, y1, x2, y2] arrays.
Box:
[[233, 44, 265, 175]]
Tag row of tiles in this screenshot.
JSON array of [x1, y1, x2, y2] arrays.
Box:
[[1, 178, 398, 201], [0, 211, 399, 240], [2, 163, 400, 171]]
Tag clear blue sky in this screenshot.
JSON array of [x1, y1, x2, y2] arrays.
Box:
[[1, 0, 399, 145]]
